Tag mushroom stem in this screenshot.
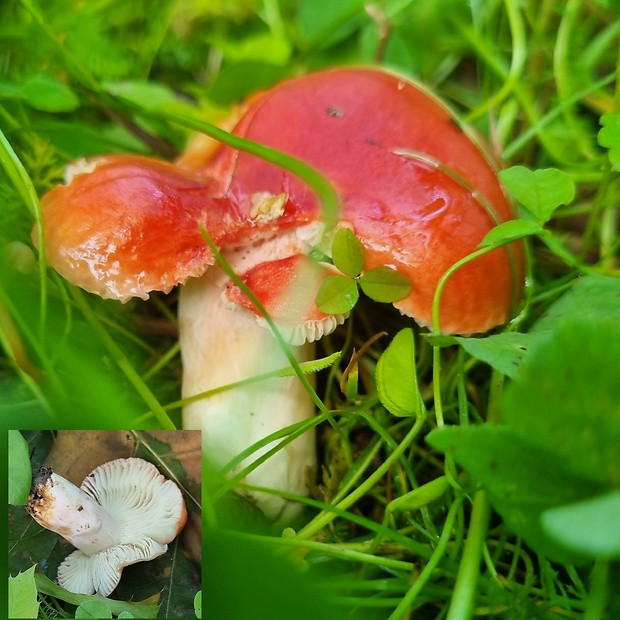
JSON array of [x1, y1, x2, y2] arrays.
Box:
[[26, 467, 122, 554], [179, 271, 317, 522]]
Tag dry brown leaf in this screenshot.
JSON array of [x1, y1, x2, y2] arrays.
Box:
[[44, 430, 136, 483]]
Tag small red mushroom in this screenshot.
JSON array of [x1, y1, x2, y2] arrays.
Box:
[[36, 68, 524, 520]]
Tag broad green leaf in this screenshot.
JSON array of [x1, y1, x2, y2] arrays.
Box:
[[499, 166, 575, 224], [8, 565, 39, 619], [541, 491, 620, 559], [0, 80, 22, 98], [316, 274, 359, 314], [598, 113, 620, 170], [75, 600, 113, 618], [531, 274, 620, 337], [428, 314, 620, 564], [455, 332, 531, 379], [9, 430, 31, 505], [359, 267, 412, 303], [479, 219, 545, 248], [216, 33, 292, 65], [297, 0, 365, 47], [427, 425, 597, 564], [376, 328, 423, 417], [331, 228, 365, 278], [22, 75, 80, 112], [502, 317, 620, 489], [28, 120, 149, 157], [8, 505, 58, 576], [204, 531, 341, 620], [359, 22, 417, 74]]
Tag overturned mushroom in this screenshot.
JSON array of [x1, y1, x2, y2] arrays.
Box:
[[36, 68, 524, 520], [26, 457, 187, 597]]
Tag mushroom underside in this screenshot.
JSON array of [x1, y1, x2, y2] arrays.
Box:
[[58, 536, 169, 597]]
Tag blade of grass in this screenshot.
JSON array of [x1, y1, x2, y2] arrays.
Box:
[[158, 352, 342, 412], [234, 530, 417, 573], [502, 73, 615, 159], [0, 298, 53, 416], [212, 414, 326, 497], [146, 107, 340, 233], [553, 0, 598, 161], [445, 490, 490, 620], [466, 0, 527, 123], [296, 407, 427, 540], [70, 288, 176, 430], [0, 128, 47, 339], [388, 494, 465, 619], [197, 224, 338, 425]]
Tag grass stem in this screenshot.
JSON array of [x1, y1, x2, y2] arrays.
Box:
[[445, 491, 490, 620], [388, 495, 464, 619], [584, 558, 609, 620], [71, 288, 176, 429]]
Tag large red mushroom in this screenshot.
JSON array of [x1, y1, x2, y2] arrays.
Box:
[[36, 68, 524, 520]]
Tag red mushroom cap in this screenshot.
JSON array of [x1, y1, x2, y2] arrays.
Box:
[[196, 68, 524, 334], [37, 68, 523, 334], [37, 156, 230, 301]]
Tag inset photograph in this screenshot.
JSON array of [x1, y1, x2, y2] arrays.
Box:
[[8, 429, 201, 619]]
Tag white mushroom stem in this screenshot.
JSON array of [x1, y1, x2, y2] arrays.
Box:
[[179, 272, 317, 522], [27, 468, 122, 554]]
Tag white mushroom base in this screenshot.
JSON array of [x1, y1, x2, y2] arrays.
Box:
[[180, 274, 317, 522]]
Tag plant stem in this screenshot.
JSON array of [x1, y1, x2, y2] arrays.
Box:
[[235, 531, 417, 572], [466, 0, 527, 123], [296, 410, 427, 540], [553, 0, 597, 161], [71, 288, 176, 430], [0, 128, 47, 339], [388, 495, 465, 619], [445, 490, 490, 620], [432, 344, 445, 428], [598, 37, 620, 269], [584, 559, 609, 620]]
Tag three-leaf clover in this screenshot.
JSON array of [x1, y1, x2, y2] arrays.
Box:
[[316, 228, 411, 314]]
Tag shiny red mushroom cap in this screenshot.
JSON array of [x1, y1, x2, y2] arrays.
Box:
[[37, 155, 240, 301], [191, 67, 524, 334], [37, 67, 523, 335]]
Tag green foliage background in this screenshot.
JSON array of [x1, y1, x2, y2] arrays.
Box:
[[2, 0, 620, 618]]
